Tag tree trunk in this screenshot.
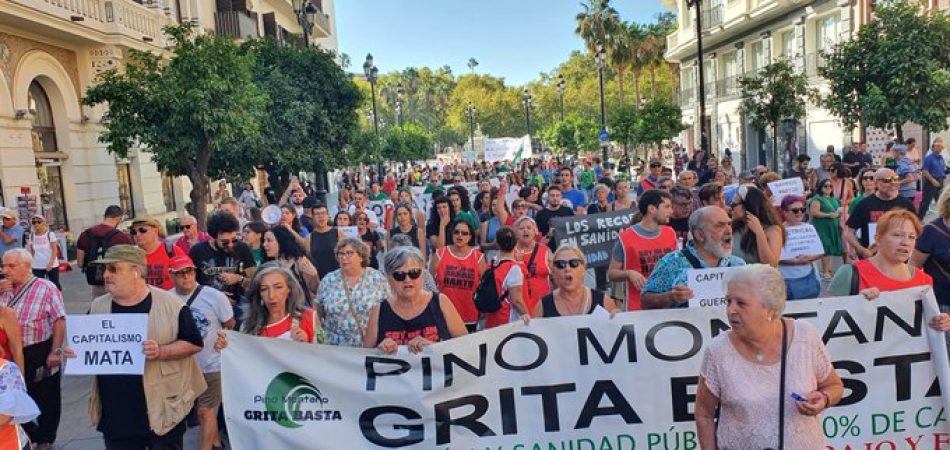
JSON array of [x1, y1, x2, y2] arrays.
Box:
[[633, 71, 641, 107], [617, 68, 626, 106], [189, 172, 211, 232], [670, 64, 678, 101], [771, 125, 779, 172], [649, 66, 657, 100], [894, 123, 904, 143]]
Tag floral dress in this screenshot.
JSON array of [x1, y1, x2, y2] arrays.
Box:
[[315, 268, 390, 347], [0, 358, 39, 450]]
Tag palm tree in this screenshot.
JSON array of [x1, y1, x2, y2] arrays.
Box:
[[467, 58, 479, 73], [608, 24, 630, 106], [339, 52, 351, 70], [652, 12, 678, 101], [575, 0, 621, 55], [625, 22, 648, 106]]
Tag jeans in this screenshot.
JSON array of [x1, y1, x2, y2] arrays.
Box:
[[785, 266, 821, 300], [22, 339, 62, 445], [31, 268, 61, 291], [919, 180, 943, 218]]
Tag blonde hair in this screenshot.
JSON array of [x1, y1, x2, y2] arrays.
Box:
[[552, 244, 585, 264]]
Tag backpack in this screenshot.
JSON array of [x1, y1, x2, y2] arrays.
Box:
[[474, 260, 512, 313], [83, 228, 121, 286]]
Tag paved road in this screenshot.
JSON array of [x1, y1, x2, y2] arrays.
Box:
[[51, 268, 201, 450]]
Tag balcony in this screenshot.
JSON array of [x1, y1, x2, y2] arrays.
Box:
[[309, 9, 331, 38], [680, 87, 696, 107], [6, 0, 173, 46], [716, 76, 740, 98], [214, 10, 259, 40], [701, 4, 723, 30]]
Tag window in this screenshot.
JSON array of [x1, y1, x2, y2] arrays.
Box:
[[28, 81, 57, 153], [781, 30, 795, 59], [36, 164, 67, 231], [817, 15, 840, 50], [723, 52, 738, 78], [750, 41, 766, 73], [161, 173, 176, 212], [116, 163, 135, 220]]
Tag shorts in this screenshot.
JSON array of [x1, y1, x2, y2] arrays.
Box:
[[197, 372, 222, 409]]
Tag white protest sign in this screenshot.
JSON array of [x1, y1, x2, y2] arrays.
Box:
[[338, 226, 359, 240], [222, 288, 950, 449], [65, 314, 148, 375], [367, 200, 393, 220], [483, 135, 532, 162], [868, 222, 877, 246], [767, 177, 805, 205], [780, 224, 825, 259], [687, 267, 740, 309]]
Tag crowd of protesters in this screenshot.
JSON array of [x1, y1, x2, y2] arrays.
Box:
[[0, 137, 948, 449]]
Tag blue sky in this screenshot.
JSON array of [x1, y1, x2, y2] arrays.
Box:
[[335, 0, 668, 86]]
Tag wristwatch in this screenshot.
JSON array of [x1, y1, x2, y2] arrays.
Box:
[[53, 347, 63, 356]]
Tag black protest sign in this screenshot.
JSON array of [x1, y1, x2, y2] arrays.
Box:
[[550, 210, 637, 268]]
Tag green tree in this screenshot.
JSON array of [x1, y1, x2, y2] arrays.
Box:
[[381, 123, 435, 163], [83, 24, 266, 228], [819, 0, 950, 141], [739, 60, 811, 171], [609, 103, 640, 153], [575, 0, 621, 55], [467, 58, 479, 73], [636, 98, 685, 154], [542, 114, 600, 156], [241, 38, 362, 192]]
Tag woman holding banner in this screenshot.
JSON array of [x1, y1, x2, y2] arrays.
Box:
[[315, 238, 388, 347], [430, 220, 485, 332], [730, 185, 785, 267], [365, 246, 468, 354], [533, 245, 619, 317], [777, 195, 823, 300], [696, 264, 844, 450]]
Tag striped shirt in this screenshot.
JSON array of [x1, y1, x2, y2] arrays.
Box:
[[1, 277, 66, 346]]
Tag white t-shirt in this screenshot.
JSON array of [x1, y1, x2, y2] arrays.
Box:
[[29, 231, 58, 269], [175, 285, 234, 373]]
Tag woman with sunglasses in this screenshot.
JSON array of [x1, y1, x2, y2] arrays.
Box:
[[778, 195, 823, 300], [809, 180, 844, 280], [262, 226, 320, 304], [388, 203, 426, 256], [534, 245, 620, 317], [365, 246, 468, 354], [731, 186, 785, 267], [849, 168, 878, 215], [315, 238, 388, 347], [214, 265, 324, 350], [25, 215, 62, 290], [429, 220, 485, 332]]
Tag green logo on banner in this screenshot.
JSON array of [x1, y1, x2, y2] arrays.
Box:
[[264, 372, 328, 429]]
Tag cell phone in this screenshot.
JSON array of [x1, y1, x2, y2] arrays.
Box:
[[790, 392, 807, 402]]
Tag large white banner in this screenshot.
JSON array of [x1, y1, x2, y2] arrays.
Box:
[[484, 135, 532, 162], [222, 288, 950, 450]]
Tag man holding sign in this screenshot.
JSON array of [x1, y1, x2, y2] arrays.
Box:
[[75, 245, 206, 449]]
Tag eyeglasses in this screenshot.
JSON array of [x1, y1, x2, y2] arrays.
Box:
[[183, 224, 193, 229], [130, 226, 151, 235], [650, 164, 662, 168], [336, 250, 357, 259], [391, 268, 423, 281], [553, 258, 584, 269], [862, 176, 875, 181], [452, 230, 471, 236], [788, 207, 806, 214], [822, 184, 833, 189], [217, 238, 238, 246]]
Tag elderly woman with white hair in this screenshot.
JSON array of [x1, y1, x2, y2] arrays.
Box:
[[364, 246, 468, 354], [695, 264, 844, 450], [587, 184, 611, 214]]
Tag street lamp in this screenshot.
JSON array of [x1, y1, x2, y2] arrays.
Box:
[[686, 0, 710, 156], [556, 74, 566, 121], [294, 0, 319, 47], [465, 103, 477, 155], [363, 53, 382, 183], [521, 87, 533, 136], [595, 44, 608, 164]]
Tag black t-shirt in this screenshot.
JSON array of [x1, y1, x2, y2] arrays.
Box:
[[843, 151, 873, 173], [96, 294, 203, 438], [308, 228, 340, 278], [188, 241, 256, 301], [361, 229, 381, 270], [535, 206, 574, 236], [845, 194, 916, 248]]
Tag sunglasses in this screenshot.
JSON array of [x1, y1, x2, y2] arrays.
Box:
[[788, 207, 806, 214], [130, 226, 151, 235], [391, 268, 423, 281], [31, 219, 43, 224], [452, 229, 471, 236], [879, 176, 900, 183], [553, 258, 584, 269], [862, 176, 875, 180], [217, 238, 239, 246], [650, 164, 661, 168]]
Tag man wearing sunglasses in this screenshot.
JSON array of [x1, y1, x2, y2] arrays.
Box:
[[637, 158, 663, 195], [188, 212, 256, 316], [76, 205, 132, 298], [845, 168, 916, 259], [132, 217, 187, 290], [173, 215, 211, 254]]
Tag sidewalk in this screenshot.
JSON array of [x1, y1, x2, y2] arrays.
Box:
[[53, 267, 200, 450]]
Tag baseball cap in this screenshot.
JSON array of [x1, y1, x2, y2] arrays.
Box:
[[168, 255, 196, 273], [90, 245, 147, 267], [0, 208, 16, 219]]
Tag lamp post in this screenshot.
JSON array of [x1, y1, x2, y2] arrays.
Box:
[[363, 53, 382, 183], [294, 0, 326, 201], [521, 87, 533, 136], [686, 0, 709, 155], [595, 44, 608, 164], [465, 103, 477, 155], [556, 74, 566, 121]]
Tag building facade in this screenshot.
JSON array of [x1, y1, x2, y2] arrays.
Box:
[[0, 0, 334, 237]]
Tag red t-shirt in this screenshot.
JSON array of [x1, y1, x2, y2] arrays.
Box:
[[435, 247, 483, 324], [145, 242, 187, 290], [854, 259, 932, 292], [618, 226, 678, 311], [259, 309, 317, 342]]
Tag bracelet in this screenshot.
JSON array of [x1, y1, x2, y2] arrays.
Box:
[[818, 390, 831, 408]]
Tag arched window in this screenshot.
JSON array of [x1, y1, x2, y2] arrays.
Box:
[[28, 81, 57, 152]]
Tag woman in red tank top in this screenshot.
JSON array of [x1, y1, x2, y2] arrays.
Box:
[[513, 217, 551, 314], [0, 306, 23, 376], [429, 220, 486, 331], [829, 210, 950, 331]]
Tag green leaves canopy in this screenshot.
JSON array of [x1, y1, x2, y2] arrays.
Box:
[[738, 60, 811, 170]]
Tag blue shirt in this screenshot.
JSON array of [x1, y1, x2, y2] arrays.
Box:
[[562, 189, 587, 211], [0, 223, 24, 257], [896, 157, 919, 198], [642, 241, 746, 308], [922, 151, 946, 180]]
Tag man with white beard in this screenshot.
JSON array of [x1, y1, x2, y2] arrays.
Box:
[[640, 206, 746, 309]]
